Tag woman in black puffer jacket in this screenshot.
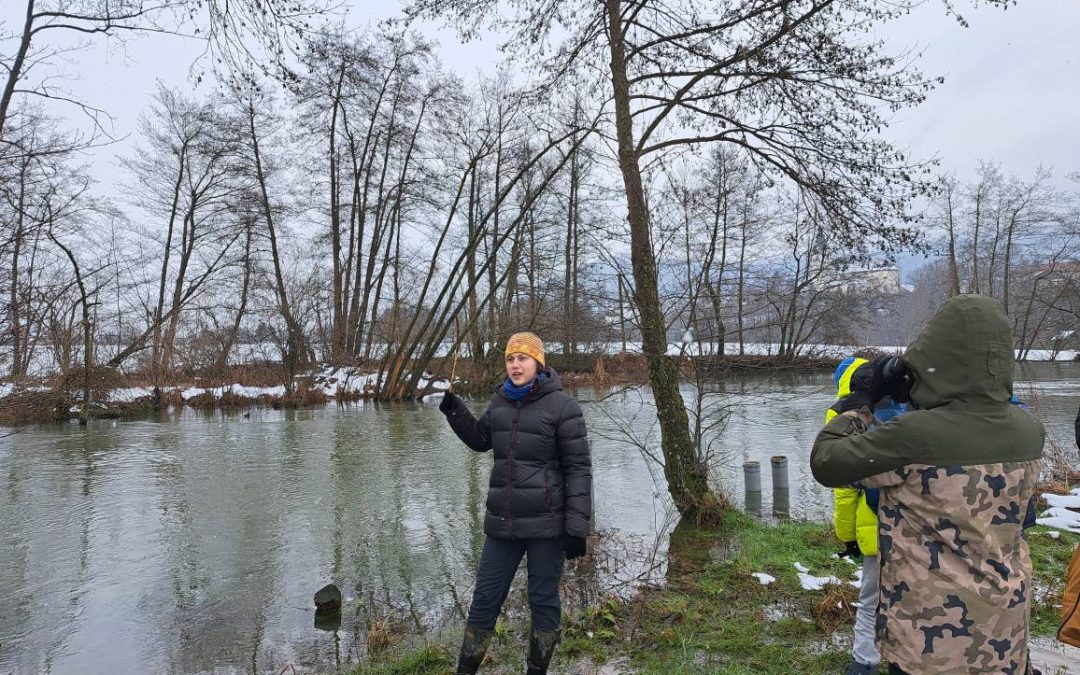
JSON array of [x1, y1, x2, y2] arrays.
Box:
[[439, 331, 592, 675]]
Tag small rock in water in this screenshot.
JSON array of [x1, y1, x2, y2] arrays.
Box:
[[314, 583, 342, 614]]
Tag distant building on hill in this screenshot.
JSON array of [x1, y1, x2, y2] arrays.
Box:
[[818, 267, 902, 295]]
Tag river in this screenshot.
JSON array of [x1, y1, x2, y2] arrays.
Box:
[[2, 363, 1077, 674]]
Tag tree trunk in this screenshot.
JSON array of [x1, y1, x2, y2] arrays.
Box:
[[943, 182, 962, 297], [329, 66, 346, 361], [9, 160, 26, 378], [563, 138, 579, 356], [488, 118, 503, 357], [605, 0, 725, 523], [160, 198, 197, 372], [737, 215, 748, 356], [216, 218, 253, 371], [617, 274, 627, 353], [466, 164, 483, 364], [247, 99, 304, 392], [971, 187, 984, 294], [152, 140, 189, 375], [48, 228, 93, 424], [709, 156, 731, 356], [0, 0, 35, 139]]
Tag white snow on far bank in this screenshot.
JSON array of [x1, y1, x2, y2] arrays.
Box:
[[107, 387, 156, 403], [650, 341, 1078, 362], [180, 384, 287, 400], [0, 367, 451, 408], [311, 366, 452, 398], [416, 376, 450, 392], [312, 366, 379, 397]]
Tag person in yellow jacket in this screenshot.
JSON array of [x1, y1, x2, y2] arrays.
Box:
[[827, 356, 908, 675]]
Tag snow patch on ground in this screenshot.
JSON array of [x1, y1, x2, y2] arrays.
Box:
[[1036, 507, 1080, 534], [793, 561, 862, 591], [1036, 491, 1080, 533], [797, 571, 843, 592], [751, 572, 776, 586], [793, 562, 846, 591], [1043, 494, 1080, 509]]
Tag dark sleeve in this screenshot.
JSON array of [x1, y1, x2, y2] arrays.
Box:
[[443, 397, 492, 453], [1075, 404, 1079, 450], [1022, 496, 1037, 530], [557, 397, 592, 538], [811, 411, 922, 488]]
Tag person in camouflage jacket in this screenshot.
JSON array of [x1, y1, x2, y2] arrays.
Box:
[[811, 294, 1045, 674]]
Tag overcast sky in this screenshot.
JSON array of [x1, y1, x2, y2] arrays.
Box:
[[3, 0, 1078, 225]]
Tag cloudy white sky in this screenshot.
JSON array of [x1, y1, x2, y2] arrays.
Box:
[[3, 0, 1078, 214]]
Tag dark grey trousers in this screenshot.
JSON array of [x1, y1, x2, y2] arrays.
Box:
[[466, 536, 566, 631]]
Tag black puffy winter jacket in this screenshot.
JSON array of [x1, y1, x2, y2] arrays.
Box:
[[442, 368, 592, 541]]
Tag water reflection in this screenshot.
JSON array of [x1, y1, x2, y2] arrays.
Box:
[[0, 363, 1076, 674]]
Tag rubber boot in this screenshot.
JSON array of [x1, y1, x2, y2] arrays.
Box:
[[525, 627, 560, 675], [846, 661, 877, 675], [455, 625, 494, 675]]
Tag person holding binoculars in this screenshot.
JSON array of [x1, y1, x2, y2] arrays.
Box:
[[825, 355, 909, 675]]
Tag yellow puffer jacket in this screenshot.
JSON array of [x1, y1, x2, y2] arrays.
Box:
[[827, 357, 878, 557]]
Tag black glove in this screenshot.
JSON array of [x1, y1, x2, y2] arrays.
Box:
[[438, 390, 461, 414], [565, 535, 587, 560], [838, 540, 862, 560], [869, 355, 913, 404]]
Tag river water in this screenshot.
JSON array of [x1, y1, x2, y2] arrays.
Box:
[[2, 364, 1078, 674]]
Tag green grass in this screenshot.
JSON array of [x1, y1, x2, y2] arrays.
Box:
[[349, 643, 452, 675], [345, 516, 1078, 675], [1028, 527, 1080, 637], [559, 512, 858, 674]]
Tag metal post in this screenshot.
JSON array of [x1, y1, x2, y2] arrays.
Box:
[[771, 455, 790, 519], [744, 460, 762, 517]]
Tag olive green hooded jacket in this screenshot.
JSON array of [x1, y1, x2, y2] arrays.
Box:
[[811, 294, 1044, 673]]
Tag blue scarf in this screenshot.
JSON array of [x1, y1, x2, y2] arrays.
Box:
[[504, 378, 533, 401], [503, 371, 549, 402]]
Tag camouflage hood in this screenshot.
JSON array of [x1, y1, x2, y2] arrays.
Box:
[[904, 294, 1014, 410]]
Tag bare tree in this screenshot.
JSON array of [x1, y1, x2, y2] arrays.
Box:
[[237, 88, 307, 391], [407, 0, 991, 521], [1, 0, 336, 141]]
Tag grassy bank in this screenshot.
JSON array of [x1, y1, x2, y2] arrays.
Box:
[[347, 513, 1079, 675]]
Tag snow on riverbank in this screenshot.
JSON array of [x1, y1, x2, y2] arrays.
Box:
[[6, 339, 1077, 378], [180, 384, 288, 400], [0, 366, 453, 413], [310, 365, 451, 398]]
